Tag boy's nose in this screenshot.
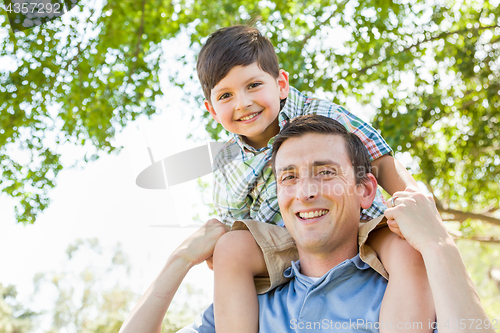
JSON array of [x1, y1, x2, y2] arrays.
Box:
[[235, 93, 252, 110]]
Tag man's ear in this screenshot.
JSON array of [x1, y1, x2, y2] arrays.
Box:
[[277, 69, 290, 99], [204, 99, 220, 123], [359, 173, 378, 210]]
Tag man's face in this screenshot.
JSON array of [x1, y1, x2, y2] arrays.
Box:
[[204, 62, 289, 148], [275, 133, 372, 255]]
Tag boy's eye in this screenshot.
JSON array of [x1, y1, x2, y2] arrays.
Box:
[[248, 82, 261, 89], [218, 93, 231, 100]]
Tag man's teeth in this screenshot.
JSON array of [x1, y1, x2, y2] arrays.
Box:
[[239, 112, 259, 121], [298, 210, 328, 219]]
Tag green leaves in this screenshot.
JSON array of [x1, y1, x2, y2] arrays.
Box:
[[1, 0, 499, 230]]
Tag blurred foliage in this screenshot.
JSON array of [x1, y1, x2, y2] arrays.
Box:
[[162, 283, 210, 332], [456, 225, 500, 323], [31, 238, 135, 332], [0, 283, 37, 333], [0, 238, 208, 332]]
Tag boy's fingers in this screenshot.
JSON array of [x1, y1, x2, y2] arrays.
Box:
[[387, 219, 405, 240], [384, 206, 398, 220], [206, 256, 214, 271]]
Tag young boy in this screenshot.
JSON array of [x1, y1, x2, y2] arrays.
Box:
[[197, 25, 434, 332]]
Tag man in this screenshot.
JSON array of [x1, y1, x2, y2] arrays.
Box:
[[120, 115, 493, 333]]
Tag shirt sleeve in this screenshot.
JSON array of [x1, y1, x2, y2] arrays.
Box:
[[303, 99, 392, 161], [176, 304, 215, 333], [212, 165, 253, 225], [212, 142, 253, 225]]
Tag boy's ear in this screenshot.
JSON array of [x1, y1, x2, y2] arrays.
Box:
[[359, 173, 378, 210], [278, 69, 290, 99], [204, 99, 220, 123]]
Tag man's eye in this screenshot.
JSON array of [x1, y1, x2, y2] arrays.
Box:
[[281, 175, 295, 181], [218, 93, 230, 100], [319, 170, 336, 176]]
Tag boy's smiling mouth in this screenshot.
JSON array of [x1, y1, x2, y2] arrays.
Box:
[[238, 111, 262, 121]]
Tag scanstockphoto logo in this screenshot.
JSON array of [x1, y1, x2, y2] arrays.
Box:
[[136, 142, 372, 195], [136, 142, 227, 190], [4, 0, 79, 32]]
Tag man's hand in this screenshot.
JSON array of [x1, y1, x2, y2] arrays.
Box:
[[384, 187, 452, 254], [172, 219, 230, 268]]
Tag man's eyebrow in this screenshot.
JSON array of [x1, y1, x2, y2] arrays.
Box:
[[312, 160, 340, 167], [276, 160, 340, 174], [275, 165, 296, 174]]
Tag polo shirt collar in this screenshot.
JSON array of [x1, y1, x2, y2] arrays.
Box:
[[284, 254, 371, 286]]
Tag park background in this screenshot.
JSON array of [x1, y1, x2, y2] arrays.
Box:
[[1, 0, 500, 331]]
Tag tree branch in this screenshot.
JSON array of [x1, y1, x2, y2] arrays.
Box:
[[439, 206, 500, 227], [359, 24, 500, 75], [425, 182, 500, 226], [423, 181, 444, 210], [452, 236, 500, 244], [447, 229, 500, 244]]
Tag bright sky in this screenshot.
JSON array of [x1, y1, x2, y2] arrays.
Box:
[[0, 84, 218, 328]]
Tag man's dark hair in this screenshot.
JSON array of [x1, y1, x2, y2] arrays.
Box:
[[196, 25, 280, 102], [271, 114, 372, 185]]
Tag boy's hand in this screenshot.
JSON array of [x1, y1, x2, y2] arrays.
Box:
[[172, 219, 230, 268], [385, 187, 423, 239], [384, 187, 451, 254]]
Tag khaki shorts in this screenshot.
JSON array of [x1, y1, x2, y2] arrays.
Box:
[[231, 216, 388, 294]]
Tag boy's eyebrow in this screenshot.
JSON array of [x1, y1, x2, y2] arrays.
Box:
[[212, 75, 266, 95]]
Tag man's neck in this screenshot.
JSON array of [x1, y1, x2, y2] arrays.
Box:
[[297, 243, 358, 278]]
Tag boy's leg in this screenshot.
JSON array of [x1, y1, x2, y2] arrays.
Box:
[[367, 227, 435, 333], [213, 230, 267, 333]]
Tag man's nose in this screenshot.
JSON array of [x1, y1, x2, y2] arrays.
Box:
[[296, 178, 319, 202], [235, 92, 252, 110]]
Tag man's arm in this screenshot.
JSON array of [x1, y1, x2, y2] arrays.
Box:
[[119, 219, 228, 333], [371, 154, 418, 196], [384, 189, 494, 333]]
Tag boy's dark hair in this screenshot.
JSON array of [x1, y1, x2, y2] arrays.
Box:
[[197, 25, 280, 102], [271, 114, 372, 185]]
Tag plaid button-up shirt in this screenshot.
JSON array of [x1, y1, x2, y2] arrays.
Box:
[[212, 86, 392, 226]]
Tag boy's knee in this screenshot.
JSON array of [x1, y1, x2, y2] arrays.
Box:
[[213, 230, 260, 267]]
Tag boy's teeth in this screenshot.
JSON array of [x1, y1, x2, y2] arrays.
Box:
[[299, 210, 328, 219], [239, 112, 259, 121]]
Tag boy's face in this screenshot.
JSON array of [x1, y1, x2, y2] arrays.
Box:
[[204, 62, 289, 148]]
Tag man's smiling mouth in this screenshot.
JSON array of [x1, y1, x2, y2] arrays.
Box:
[[238, 112, 261, 121], [297, 210, 329, 220]]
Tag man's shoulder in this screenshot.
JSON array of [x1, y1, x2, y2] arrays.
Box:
[[176, 304, 215, 333]]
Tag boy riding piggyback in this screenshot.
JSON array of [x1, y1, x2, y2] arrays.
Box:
[[198, 25, 435, 333]]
